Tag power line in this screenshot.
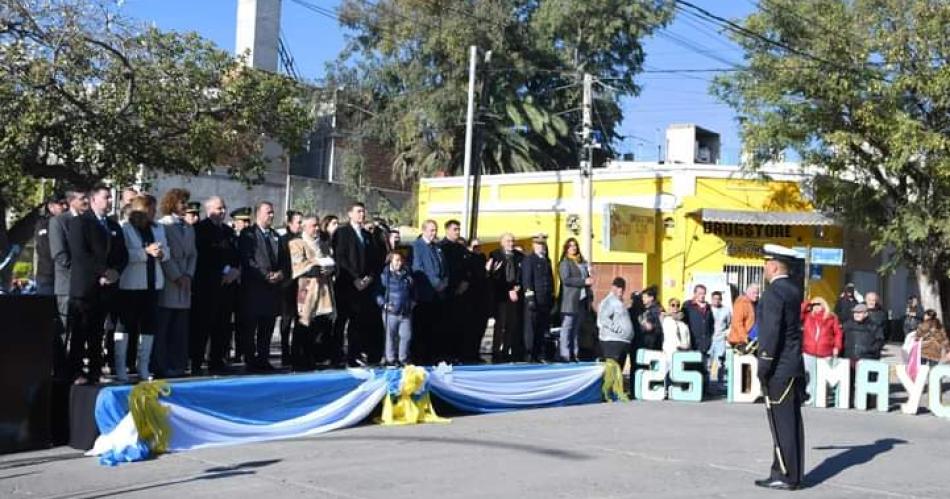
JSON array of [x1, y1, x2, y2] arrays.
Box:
[[277, 30, 303, 81], [654, 29, 744, 69], [672, 0, 887, 81], [675, 9, 742, 53]]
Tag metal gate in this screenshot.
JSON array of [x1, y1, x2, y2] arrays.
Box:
[[724, 264, 765, 296]]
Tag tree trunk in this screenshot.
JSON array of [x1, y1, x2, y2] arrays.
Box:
[[916, 265, 943, 322]]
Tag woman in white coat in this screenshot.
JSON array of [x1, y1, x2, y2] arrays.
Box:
[[661, 298, 691, 387], [115, 194, 169, 382]]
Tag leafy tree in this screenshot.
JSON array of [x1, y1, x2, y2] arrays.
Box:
[[330, 0, 673, 184], [0, 0, 311, 253], [713, 0, 950, 316]]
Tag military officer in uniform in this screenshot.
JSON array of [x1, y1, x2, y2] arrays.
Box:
[[184, 202, 201, 226], [755, 244, 805, 490], [230, 207, 252, 235]]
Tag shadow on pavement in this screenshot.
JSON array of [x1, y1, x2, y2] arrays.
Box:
[[805, 438, 907, 487], [0, 451, 87, 471], [0, 471, 38, 481], [316, 434, 592, 461], [60, 459, 283, 499]]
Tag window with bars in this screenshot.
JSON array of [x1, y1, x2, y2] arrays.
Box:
[[724, 264, 764, 299]]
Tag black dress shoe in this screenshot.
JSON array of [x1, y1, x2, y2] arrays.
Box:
[[754, 478, 798, 490]]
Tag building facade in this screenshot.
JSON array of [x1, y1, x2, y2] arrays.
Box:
[[418, 160, 852, 307]]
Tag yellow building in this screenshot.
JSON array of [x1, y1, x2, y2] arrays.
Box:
[[417, 161, 845, 306]]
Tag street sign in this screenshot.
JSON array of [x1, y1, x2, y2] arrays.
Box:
[[792, 246, 845, 266], [810, 247, 845, 266]]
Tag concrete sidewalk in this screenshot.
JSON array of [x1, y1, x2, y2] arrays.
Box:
[[2, 395, 947, 498]]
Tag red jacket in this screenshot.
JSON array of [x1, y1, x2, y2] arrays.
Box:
[[801, 306, 843, 357]]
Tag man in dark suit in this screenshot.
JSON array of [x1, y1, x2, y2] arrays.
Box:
[[36, 195, 68, 378], [49, 191, 87, 346], [332, 202, 376, 366], [34, 196, 67, 296], [191, 196, 241, 374], [278, 210, 303, 368], [66, 186, 127, 384], [411, 219, 448, 364], [438, 220, 470, 362], [755, 244, 806, 491], [239, 201, 285, 371], [462, 238, 491, 363], [683, 284, 715, 394], [521, 234, 554, 362]]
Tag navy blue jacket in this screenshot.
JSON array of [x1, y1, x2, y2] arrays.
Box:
[[411, 237, 447, 303], [756, 276, 805, 382], [378, 266, 414, 316], [521, 251, 554, 308], [683, 300, 715, 354]]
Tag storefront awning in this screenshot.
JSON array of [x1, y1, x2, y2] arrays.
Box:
[[695, 208, 836, 226]]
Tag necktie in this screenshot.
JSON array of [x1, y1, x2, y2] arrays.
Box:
[[263, 229, 277, 267]]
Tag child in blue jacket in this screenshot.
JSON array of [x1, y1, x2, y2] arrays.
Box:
[[378, 251, 414, 366]]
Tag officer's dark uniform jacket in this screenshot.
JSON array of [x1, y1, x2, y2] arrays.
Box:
[[521, 252, 554, 308], [756, 275, 804, 383]]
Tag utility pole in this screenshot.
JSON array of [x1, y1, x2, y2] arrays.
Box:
[[580, 73, 595, 262], [468, 50, 492, 241], [461, 46, 478, 239]]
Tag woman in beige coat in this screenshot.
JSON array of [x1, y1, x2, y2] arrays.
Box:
[[288, 216, 336, 370]]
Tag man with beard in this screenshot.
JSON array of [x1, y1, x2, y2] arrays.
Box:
[[488, 233, 523, 362]]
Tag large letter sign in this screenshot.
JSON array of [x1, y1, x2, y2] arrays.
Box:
[[929, 365, 950, 419], [815, 357, 851, 409], [726, 350, 761, 403], [634, 349, 667, 401], [895, 363, 930, 415], [670, 351, 703, 402], [854, 360, 890, 412]]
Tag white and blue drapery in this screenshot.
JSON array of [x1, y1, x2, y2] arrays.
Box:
[[89, 363, 608, 464], [428, 363, 604, 412]]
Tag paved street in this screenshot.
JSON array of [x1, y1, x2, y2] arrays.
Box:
[[2, 394, 947, 499]]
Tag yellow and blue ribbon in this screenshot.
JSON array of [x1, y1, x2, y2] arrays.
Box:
[[379, 366, 450, 425], [602, 359, 629, 402]]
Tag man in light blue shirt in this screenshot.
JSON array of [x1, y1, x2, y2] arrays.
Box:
[[709, 290, 732, 384]]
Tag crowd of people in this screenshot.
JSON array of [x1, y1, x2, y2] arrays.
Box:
[[33, 188, 590, 384], [27, 186, 950, 388]]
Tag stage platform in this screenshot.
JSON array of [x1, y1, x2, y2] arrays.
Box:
[[81, 362, 612, 463]]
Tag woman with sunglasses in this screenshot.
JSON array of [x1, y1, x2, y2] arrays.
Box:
[[800, 296, 843, 405], [661, 299, 691, 387]]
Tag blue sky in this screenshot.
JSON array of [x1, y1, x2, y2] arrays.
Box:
[[121, 0, 752, 164]]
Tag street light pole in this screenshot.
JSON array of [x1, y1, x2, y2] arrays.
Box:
[[461, 46, 478, 238], [581, 73, 594, 261]]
